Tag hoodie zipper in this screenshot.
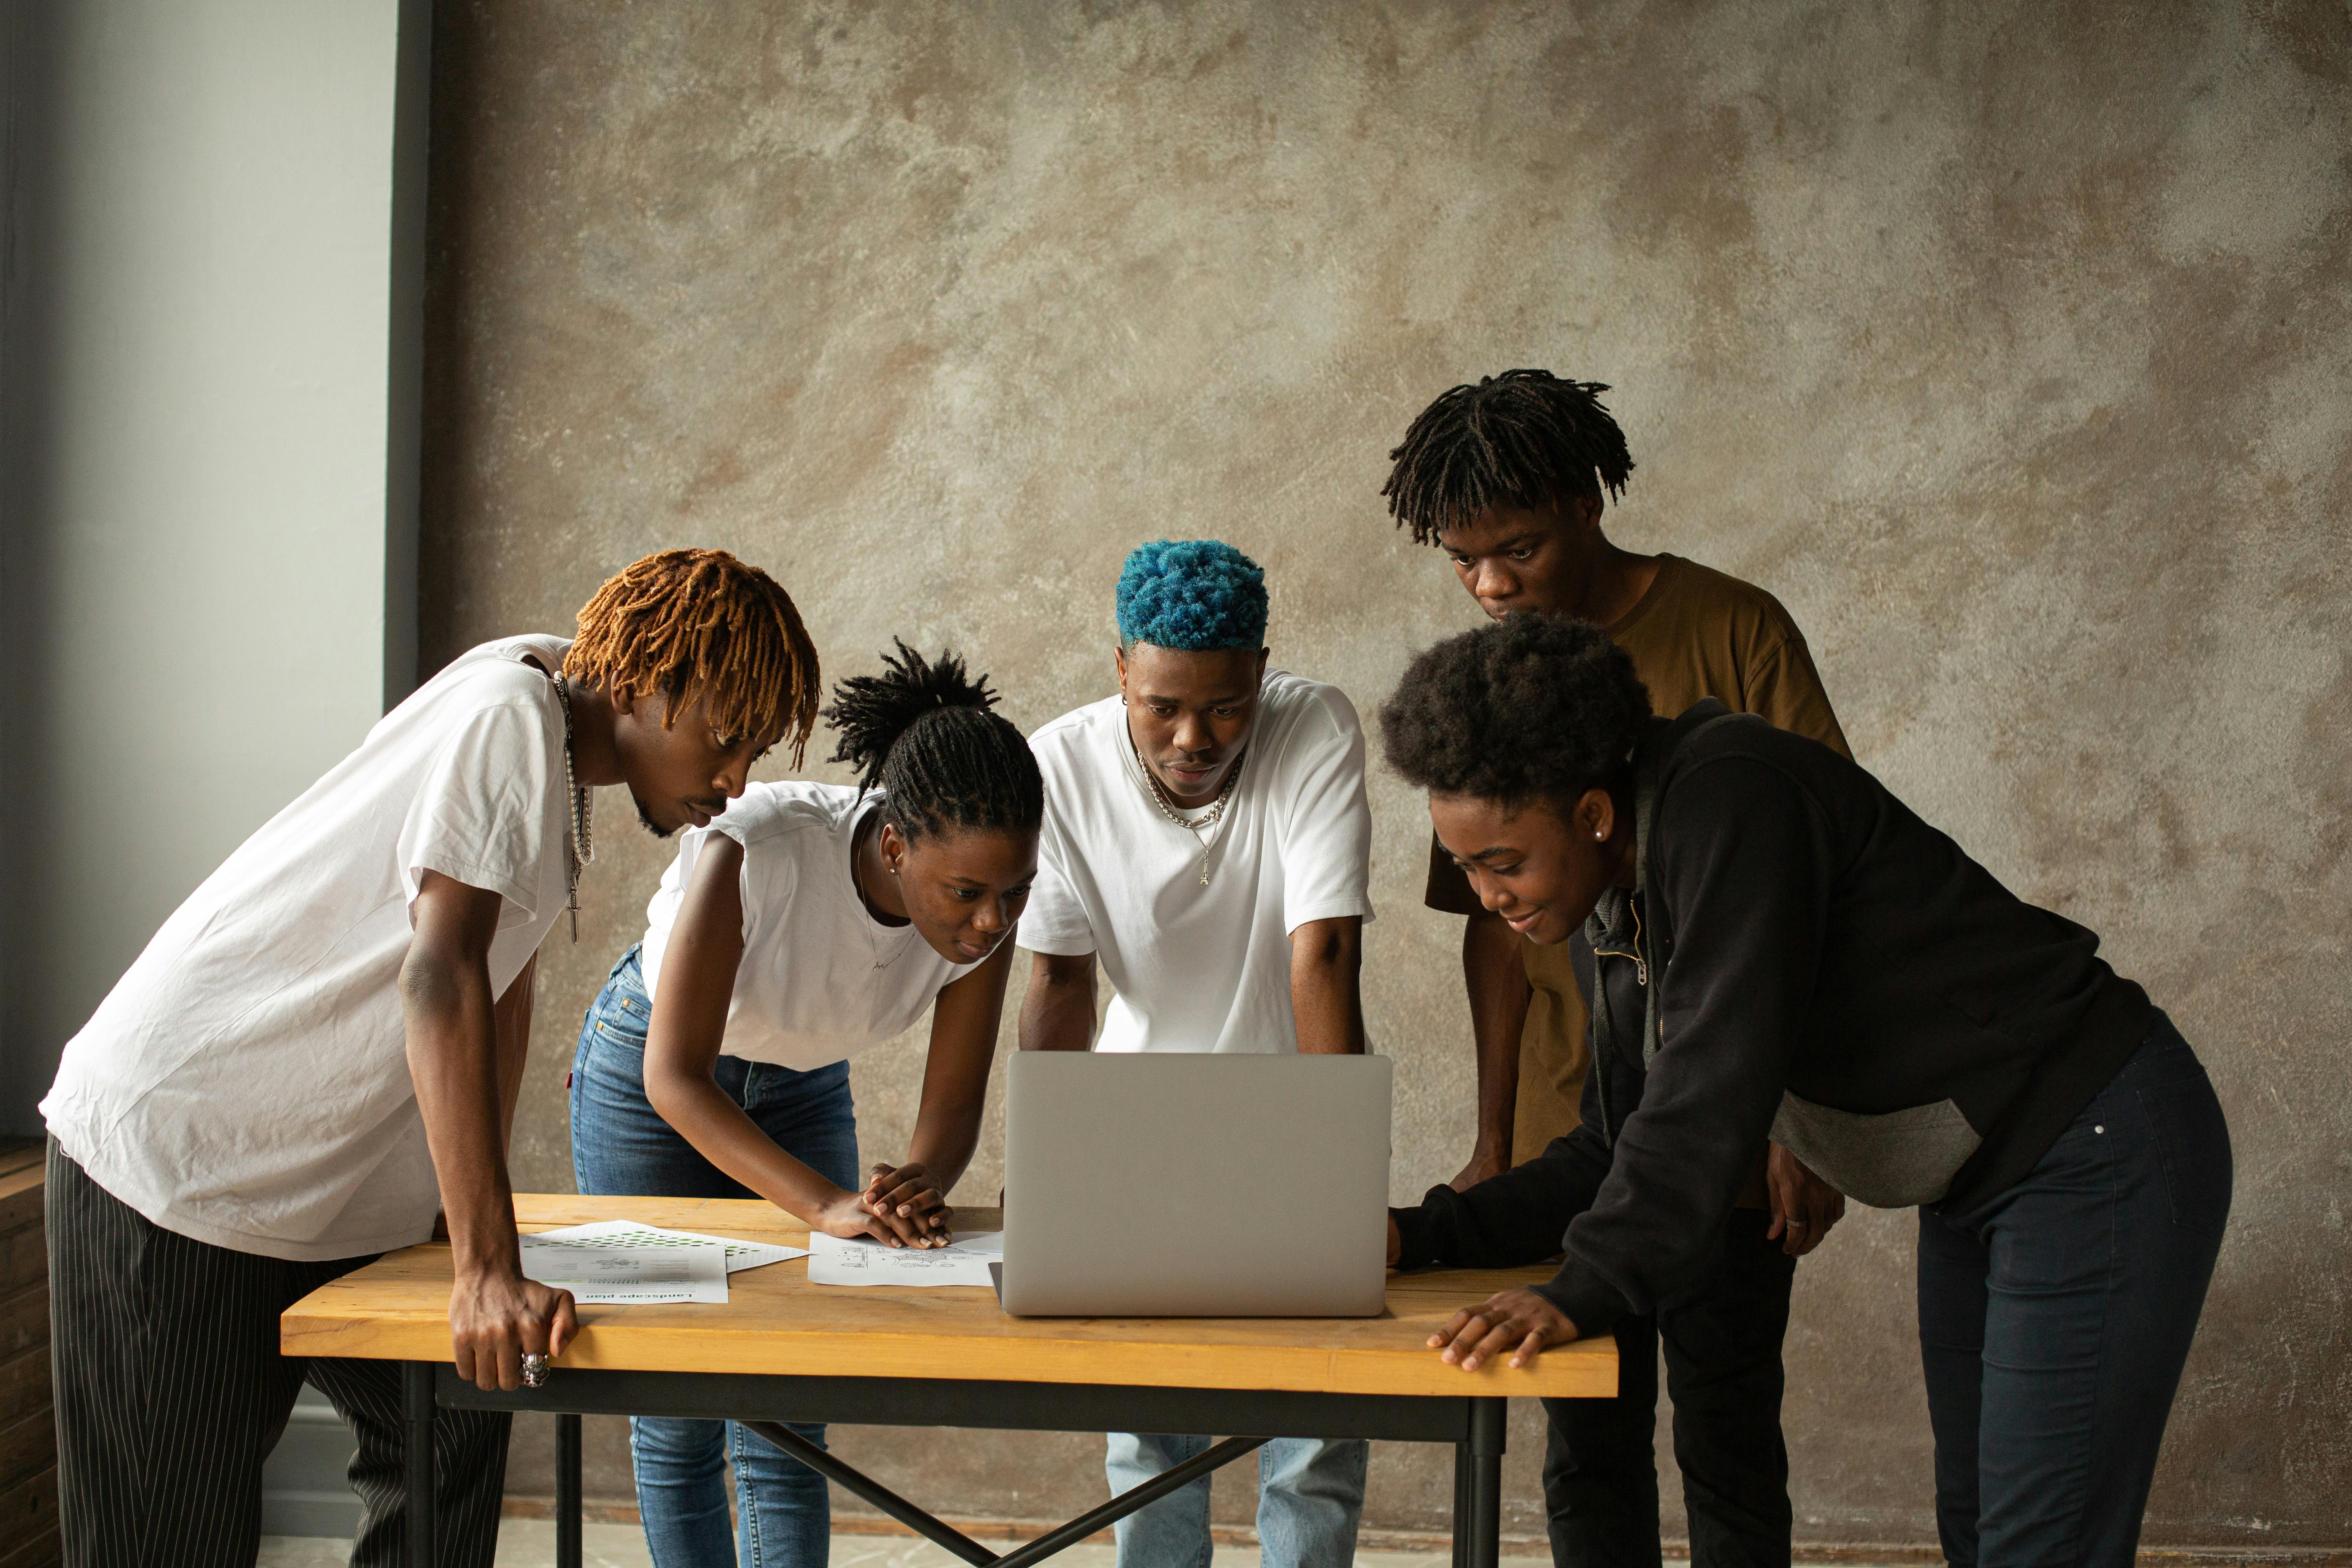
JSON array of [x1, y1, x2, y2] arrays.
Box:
[[1593, 897, 1650, 987]]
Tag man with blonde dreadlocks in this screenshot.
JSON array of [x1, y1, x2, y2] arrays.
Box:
[[40, 548, 819, 1568], [1382, 372, 1849, 1568]]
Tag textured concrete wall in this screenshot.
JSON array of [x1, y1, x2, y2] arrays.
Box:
[[420, 0, 2352, 1548]]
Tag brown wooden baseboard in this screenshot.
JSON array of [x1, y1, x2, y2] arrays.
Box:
[[0, 1142, 52, 1568]]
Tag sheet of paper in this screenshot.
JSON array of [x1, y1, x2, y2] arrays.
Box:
[[518, 1236, 728, 1305], [807, 1230, 1004, 1288], [530, 1219, 808, 1274]]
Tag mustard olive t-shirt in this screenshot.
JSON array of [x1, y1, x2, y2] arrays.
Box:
[[1425, 554, 1850, 1164]]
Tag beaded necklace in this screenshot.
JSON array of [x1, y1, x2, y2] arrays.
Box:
[[550, 671, 595, 940]]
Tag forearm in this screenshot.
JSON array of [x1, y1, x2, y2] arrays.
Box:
[[1391, 1129, 1613, 1272], [1289, 917, 1365, 1055], [1462, 912, 1531, 1159], [401, 954, 518, 1276], [905, 1109, 981, 1193], [645, 1066, 851, 1220], [905, 943, 1011, 1194], [1018, 953, 1098, 1051], [492, 954, 537, 1150]]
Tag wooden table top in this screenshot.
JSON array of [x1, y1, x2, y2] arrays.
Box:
[[280, 1195, 1616, 1401]]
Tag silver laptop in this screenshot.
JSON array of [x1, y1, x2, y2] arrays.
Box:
[[998, 1052, 1392, 1316]]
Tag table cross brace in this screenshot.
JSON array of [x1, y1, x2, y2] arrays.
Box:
[[747, 1420, 1269, 1568], [403, 1362, 1511, 1568]]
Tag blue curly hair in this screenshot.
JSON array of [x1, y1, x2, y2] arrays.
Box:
[[1115, 540, 1269, 652]]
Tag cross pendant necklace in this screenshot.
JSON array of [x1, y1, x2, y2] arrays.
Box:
[[1137, 744, 1243, 887]]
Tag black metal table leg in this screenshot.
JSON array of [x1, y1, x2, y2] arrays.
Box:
[[556, 1412, 583, 1568], [404, 1361, 436, 1568], [1464, 1397, 1506, 1568], [1452, 1439, 1472, 1568]]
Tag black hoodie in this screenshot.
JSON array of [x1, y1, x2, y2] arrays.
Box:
[[1391, 712, 2152, 1336]]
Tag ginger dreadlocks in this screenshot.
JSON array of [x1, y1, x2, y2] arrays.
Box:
[[1380, 370, 1636, 545], [822, 640, 1043, 845], [564, 548, 822, 767]]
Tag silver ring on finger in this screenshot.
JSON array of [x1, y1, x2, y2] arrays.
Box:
[[521, 1352, 550, 1388]]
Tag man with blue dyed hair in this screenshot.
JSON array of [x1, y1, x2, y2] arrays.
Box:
[[1020, 539, 1374, 1568]]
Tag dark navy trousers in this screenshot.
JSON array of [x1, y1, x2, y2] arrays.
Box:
[[1917, 1015, 2231, 1568], [1539, 1206, 1796, 1568]]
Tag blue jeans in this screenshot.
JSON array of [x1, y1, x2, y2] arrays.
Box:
[[1917, 1014, 2230, 1568], [1106, 1434, 1368, 1568], [572, 946, 860, 1568]]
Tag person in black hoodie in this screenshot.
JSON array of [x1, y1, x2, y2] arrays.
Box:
[[1379, 614, 2231, 1568]]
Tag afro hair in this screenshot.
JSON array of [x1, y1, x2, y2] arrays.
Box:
[[1379, 615, 1653, 808], [1114, 539, 1269, 652]]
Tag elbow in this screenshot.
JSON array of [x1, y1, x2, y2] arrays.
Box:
[[397, 943, 456, 1033], [1296, 926, 1363, 976], [1035, 955, 1096, 1002], [640, 1055, 694, 1129]]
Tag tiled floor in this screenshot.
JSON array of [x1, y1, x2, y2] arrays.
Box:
[[256, 1526, 1555, 1568]]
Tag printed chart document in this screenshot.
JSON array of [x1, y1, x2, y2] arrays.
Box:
[[532, 1219, 808, 1275], [808, 1230, 1004, 1288], [517, 1219, 811, 1305], [518, 1235, 727, 1305]]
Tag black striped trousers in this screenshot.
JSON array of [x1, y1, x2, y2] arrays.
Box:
[[45, 1140, 509, 1568]]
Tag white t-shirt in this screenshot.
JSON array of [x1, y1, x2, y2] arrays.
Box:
[[1019, 670, 1373, 1054], [637, 782, 984, 1072], [41, 636, 575, 1261]]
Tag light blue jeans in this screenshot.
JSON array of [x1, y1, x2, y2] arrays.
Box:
[[573, 946, 859, 1568], [1106, 1434, 1368, 1568]]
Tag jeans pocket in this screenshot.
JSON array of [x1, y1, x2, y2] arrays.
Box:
[[591, 992, 651, 1052], [2137, 1071, 2232, 1240]]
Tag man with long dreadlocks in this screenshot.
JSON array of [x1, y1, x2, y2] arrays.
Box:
[[39, 548, 818, 1568], [1381, 372, 1848, 1568]]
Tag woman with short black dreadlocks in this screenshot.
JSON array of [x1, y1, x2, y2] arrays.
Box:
[[42, 548, 818, 1568], [572, 640, 1043, 1568]]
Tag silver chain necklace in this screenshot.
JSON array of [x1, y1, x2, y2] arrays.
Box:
[[550, 671, 595, 941], [1135, 742, 1243, 887]]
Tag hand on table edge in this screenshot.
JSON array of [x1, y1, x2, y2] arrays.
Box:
[[1429, 1286, 1580, 1372], [450, 1257, 577, 1392]]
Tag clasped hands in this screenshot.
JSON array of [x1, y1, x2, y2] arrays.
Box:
[[821, 1160, 957, 1247]]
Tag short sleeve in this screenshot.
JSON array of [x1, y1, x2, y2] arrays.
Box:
[[1016, 791, 1098, 957], [1276, 689, 1375, 933], [692, 820, 797, 948], [1746, 635, 1850, 759], [397, 699, 556, 925]]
